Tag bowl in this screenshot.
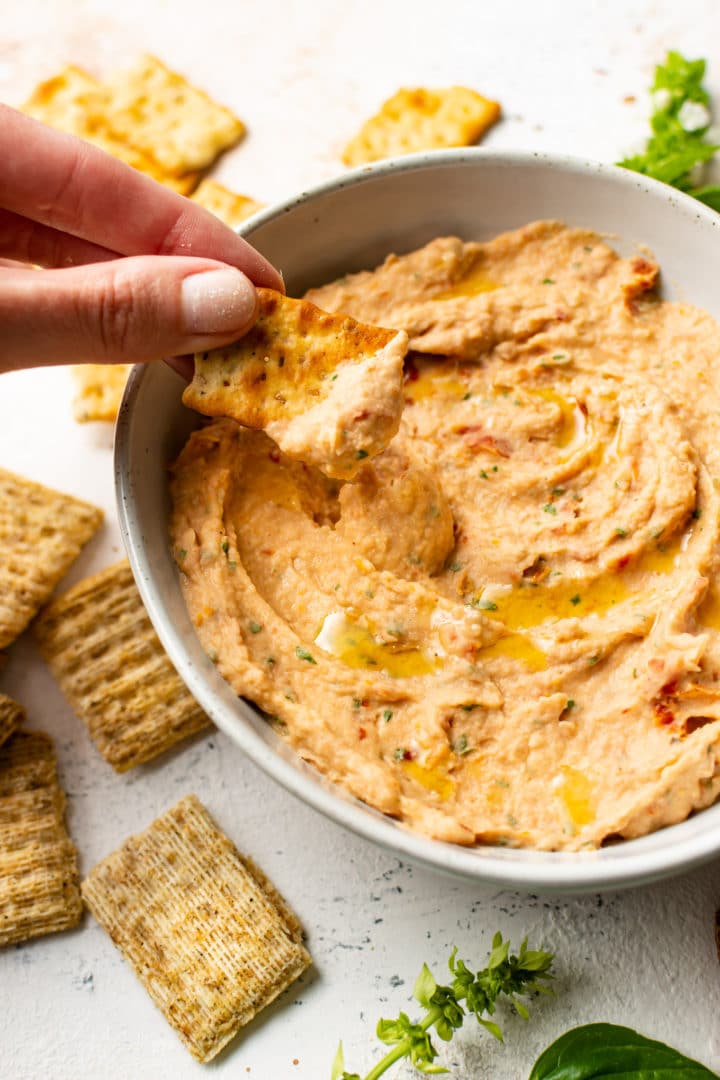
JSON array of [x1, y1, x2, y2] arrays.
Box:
[[115, 149, 720, 893]]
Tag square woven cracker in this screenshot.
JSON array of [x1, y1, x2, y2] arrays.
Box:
[[0, 467, 103, 650], [71, 363, 132, 423], [22, 65, 199, 195], [34, 560, 209, 771], [190, 178, 264, 228], [90, 54, 245, 176], [0, 693, 24, 749], [0, 730, 82, 947], [342, 85, 501, 166], [81, 794, 310, 1062]]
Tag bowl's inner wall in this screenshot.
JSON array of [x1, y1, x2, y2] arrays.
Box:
[[117, 153, 720, 891]]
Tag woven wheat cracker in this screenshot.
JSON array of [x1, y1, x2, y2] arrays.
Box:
[[34, 560, 208, 771], [0, 467, 103, 649], [0, 731, 82, 946], [0, 694, 24, 749], [342, 85, 500, 166], [81, 794, 310, 1061]]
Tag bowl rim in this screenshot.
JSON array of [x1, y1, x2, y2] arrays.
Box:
[[116, 148, 720, 893]]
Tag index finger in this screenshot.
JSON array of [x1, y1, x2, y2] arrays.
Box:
[[0, 105, 284, 291]]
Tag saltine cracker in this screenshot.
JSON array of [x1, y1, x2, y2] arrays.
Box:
[[342, 85, 501, 166], [71, 363, 132, 423], [89, 54, 245, 176], [190, 178, 264, 228], [183, 289, 408, 478], [22, 64, 199, 194]]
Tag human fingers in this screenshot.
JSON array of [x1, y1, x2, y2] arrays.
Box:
[[164, 356, 194, 381], [0, 106, 284, 291], [0, 255, 259, 372], [0, 208, 118, 267]]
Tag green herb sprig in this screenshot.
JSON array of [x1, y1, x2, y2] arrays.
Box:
[[332, 934, 554, 1079], [618, 50, 720, 210]]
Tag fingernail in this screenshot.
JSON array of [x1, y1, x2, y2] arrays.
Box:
[[180, 268, 257, 334]]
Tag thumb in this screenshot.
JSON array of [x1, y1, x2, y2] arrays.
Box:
[[0, 255, 260, 371]]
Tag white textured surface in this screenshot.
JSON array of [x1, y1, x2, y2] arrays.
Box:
[[1, 2, 720, 1077]]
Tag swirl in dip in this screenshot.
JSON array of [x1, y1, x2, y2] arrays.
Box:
[[170, 221, 720, 851]]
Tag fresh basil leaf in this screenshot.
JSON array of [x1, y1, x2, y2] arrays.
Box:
[[691, 184, 720, 211], [528, 1023, 720, 1079]]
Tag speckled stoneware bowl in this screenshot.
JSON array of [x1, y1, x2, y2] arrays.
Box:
[[115, 150, 720, 893]]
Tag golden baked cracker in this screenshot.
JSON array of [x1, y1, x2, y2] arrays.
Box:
[[0, 694, 24, 749], [34, 560, 209, 771], [190, 178, 264, 228], [183, 288, 408, 478], [342, 85, 501, 166], [92, 54, 245, 176], [0, 468, 103, 650], [22, 64, 200, 194], [71, 363, 132, 423], [81, 794, 311, 1062], [0, 730, 82, 947], [22, 64, 101, 130]]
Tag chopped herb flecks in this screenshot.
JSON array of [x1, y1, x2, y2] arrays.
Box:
[[453, 734, 472, 755], [296, 646, 317, 664], [543, 503, 558, 515], [476, 599, 498, 611]]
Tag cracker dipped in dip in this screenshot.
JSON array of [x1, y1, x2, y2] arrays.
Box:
[[170, 220, 720, 851]]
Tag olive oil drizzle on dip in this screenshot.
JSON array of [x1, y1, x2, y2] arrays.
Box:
[[171, 221, 720, 851]]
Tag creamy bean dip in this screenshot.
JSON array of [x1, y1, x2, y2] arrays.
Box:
[[171, 221, 720, 850]]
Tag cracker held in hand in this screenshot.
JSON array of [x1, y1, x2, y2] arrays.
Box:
[[342, 85, 501, 166], [81, 794, 310, 1062], [34, 560, 208, 771], [90, 54, 245, 175], [0, 731, 81, 947], [190, 178, 265, 228], [71, 363, 132, 423], [0, 467, 103, 650], [183, 289, 408, 478], [0, 693, 24, 749]]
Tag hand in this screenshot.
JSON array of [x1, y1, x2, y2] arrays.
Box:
[[0, 105, 284, 373]]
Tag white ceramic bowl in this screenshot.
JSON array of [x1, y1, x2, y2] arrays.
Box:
[[115, 150, 720, 893]]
